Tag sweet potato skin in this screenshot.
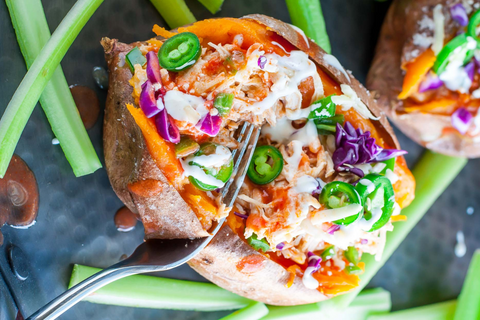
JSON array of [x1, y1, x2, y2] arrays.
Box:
[[368, 0, 480, 157], [103, 15, 407, 305]]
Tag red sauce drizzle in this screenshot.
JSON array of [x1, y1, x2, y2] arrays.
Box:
[[114, 206, 138, 232], [70, 85, 100, 129], [236, 255, 266, 273]]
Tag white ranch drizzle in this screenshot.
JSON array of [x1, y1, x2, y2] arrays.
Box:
[[164, 90, 208, 124], [323, 54, 350, 81], [331, 84, 379, 120], [288, 23, 310, 48], [292, 175, 319, 194], [310, 204, 363, 225], [262, 118, 319, 147]]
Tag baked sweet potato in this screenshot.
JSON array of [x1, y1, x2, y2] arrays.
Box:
[[368, 0, 480, 157], [103, 14, 415, 305]]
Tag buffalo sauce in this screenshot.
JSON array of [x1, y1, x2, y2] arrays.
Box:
[[114, 206, 139, 232], [236, 255, 266, 273], [0, 155, 39, 244], [70, 85, 100, 129]]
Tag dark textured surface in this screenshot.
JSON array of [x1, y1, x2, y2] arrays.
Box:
[[0, 0, 478, 318]]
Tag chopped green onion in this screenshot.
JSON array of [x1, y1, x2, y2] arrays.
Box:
[[197, 0, 225, 14], [285, 0, 331, 53], [345, 266, 362, 275], [314, 114, 345, 135], [0, 0, 103, 178], [454, 250, 480, 320], [247, 233, 271, 252], [345, 246, 360, 265], [368, 300, 457, 320], [149, 0, 196, 29], [321, 245, 335, 260], [69, 265, 250, 311], [214, 93, 234, 116], [125, 47, 147, 72], [317, 151, 467, 312], [5, 0, 102, 177], [308, 95, 336, 119], [220, 302, 269, 320]]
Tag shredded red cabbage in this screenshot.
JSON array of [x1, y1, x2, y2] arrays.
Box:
[[465, 61, 475, 82], [155, 109, 180, 143], [418, 72, 443, 93], [234, 211, 248, 219], [146, 51, 163, 86], [360, 239, 368, 245], [327, 224, 340, 235], [333, 122, 407, 177], [450, 3, 469, 26], [196, 113, 222, 136], [139, 81, 162, 118], [451, 107, 473, 135], [276, 242, 285, 250], [258, 56, 267, 69], [307, 252, 322, 271]]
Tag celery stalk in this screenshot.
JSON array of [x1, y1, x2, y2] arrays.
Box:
[[285, 0, 331, 53], [220, 302, 269, 320], [454, 250, 480, 320], [318, 151, 467, 313], [368, 300, 457, 320], [6, 0, 102, 177], [150, 0, 196, 29], [197, 0, 225, 14], [69, 265, 250, 311], [0, 0, 103, 178], [262, 288, 390, 320]]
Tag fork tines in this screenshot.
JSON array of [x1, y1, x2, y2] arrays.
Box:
[[221, 122, 260, 208]]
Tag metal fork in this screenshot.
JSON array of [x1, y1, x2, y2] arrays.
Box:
[[27, 122, 260, 320]]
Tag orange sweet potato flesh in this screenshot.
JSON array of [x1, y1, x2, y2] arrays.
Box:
[[398, 48, 436, 100]]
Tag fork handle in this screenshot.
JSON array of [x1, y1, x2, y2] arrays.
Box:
[[27, 266, 135, 320]]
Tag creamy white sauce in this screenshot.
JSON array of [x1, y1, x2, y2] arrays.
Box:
[[249, 51, 321, 115], [331, 84, 379, 120], [164, 90, 207, 124], [262, 118, 319, 148], [302, 266, 319, 289], [432, 5, 445, 55], [288, 24, 310, 48], [271, 41, 288, 54], [385, 169, 399, 184], [310, 204, 363, 225], [324, 54, 350, 81], [282, 140, 304, 182], [292, 175, 319, 194], [358, 179, 376, 194], [180, 146, 231, 188]]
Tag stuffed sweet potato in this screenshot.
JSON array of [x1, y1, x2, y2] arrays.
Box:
[[102, 14, 415, 305], [368, 0, 480, 157]]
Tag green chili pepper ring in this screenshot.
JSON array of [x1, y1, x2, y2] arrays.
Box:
[[468, 9, 480, 42], [319, 181, 363, 225], [158, 32, 201, 71], [355, 174, 395, 232], [189, 143, 234, 191], [247, 145, 284, 185]]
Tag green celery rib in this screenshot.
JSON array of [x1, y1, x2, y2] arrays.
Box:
[[454, 250, 480, 320], [0, 0, 103, 178], [285, 0, 331, 53], [220, 302, 269, 320], [150, 0, 197, 29], [197, 0, 225, 14], [262, 288, 390, 320], [69, 265, 250, 311], [318, 151, 467, 313], [368, 300, 457, 320], [5, 0, 102, 177]]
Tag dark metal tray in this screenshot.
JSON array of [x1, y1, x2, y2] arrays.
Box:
[[1, 0, 479, 319]]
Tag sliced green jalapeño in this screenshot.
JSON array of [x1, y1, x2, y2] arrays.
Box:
[[158, 32, 201, 71], [319, 181, 363, 225], [355, 174, 395, 232], [189, 143, 233, 191], [247, 145, 284, 185]]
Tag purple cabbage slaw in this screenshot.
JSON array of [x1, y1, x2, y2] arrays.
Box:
[[450, 3, 469, 26], [451, 107, 473, 135], [307, 252, 322, 271], [332, 121, 407, 177]]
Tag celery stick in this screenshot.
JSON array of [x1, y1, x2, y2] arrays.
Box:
[[368, 300, 457, 320], [221, 302, 269, 320], [285, 0, 331, 53], [454, 250, 480, 320], [69, 265, 250, 311], [318, 151, 467, 313], [197, 0, 225, 14], [6, 0, 102, 177], [263, 288, 390, 320], [150, 0, 196, 29], [0, 0, 103, 178]]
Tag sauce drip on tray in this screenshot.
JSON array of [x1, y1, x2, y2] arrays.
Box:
[[70, 85, 100, 129], [0, 155, 39, 245], [114, 206, 138, 232]]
